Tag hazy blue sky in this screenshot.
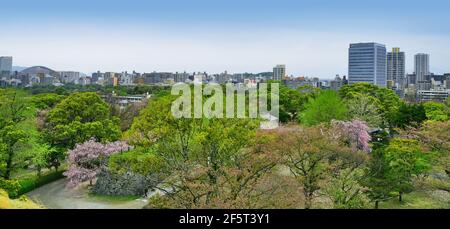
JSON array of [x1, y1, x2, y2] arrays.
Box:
[[1, 0, 449, 78]]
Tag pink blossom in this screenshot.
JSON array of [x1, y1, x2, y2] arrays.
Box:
[[63, 139, 130, 188], [332, 119, 372, 153]]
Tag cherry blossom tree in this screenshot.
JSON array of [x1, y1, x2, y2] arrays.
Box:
[[63, 139, 130, 188], [332, 120, 372, 153]]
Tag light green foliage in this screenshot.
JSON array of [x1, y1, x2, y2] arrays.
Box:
[[423, 101, 448, 121], [31, 93, 65, 110], [109, 147, 164, 176], [278, 85, 319, 123], [300, 90, 347, 126], [0, 188, 43, 209], [0, 178, 21, 198], [384, 138, 430, 201], [44, 92, 121, 150], [125, 95, 263, 208], [346, 93, 383, 127], [339, 83, 401, 127], [324, 168, 370, 209], [0, 89, 32, 179], [279, 85, 303, 123]]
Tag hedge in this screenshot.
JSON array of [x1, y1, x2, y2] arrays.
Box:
[[16, 170, 65, 196]]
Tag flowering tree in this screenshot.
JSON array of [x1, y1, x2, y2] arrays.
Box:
[[63, 139, 130, 188], [332, 120, 372, 153]]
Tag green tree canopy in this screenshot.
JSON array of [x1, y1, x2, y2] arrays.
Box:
[[390, 103, 427, 129], [339, 83, 401, 127], [44, 92, 121, 151], [300, 90, 347, 126], [423, 101, 448, 121], [345, 93, 383, 128], [384, 138, 430, 201]]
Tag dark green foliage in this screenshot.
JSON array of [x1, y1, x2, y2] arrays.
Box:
[[44, 92, 121, 150], [26, 84, 170, 96], [278, 85, 306, 123], [363, 148, 396, 209], [390, 103, 427, 129], [16, 170, 65, 196]]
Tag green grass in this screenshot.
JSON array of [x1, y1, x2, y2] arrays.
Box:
[[88, 193, 140, 203], [380, 191, 450, 209]]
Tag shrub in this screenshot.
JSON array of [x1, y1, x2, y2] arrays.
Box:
[[0, 178, 21, 198], [16, 170, 65, 196]]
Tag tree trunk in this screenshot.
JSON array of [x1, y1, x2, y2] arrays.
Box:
[[375, 201, 379, 209], [398, 192, 402, 202], [5, 148, 14, 180], [304, 193, 312, 209]]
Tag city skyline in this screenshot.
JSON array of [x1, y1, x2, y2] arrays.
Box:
[[1, 0, 450, 78]]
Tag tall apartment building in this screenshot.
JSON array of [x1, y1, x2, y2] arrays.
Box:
[[273, 65, 286, 81], [387, 48, 405, 89], [348, 43, 387, 87], [414, 53, 430, 82], [58, 71, 81, 84], [0, 56, 13, 78]]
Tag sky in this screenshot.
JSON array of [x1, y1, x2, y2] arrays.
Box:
[[1, 0, 450, 79]]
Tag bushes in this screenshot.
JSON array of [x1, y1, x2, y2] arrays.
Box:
[[0, 178, 21, 198], [16, 170, 65, 196]]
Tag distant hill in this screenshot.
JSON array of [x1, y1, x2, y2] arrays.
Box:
[[12, 66, 28, 72]]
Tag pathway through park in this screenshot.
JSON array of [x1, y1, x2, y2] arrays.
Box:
[[27, 179, 149, 209]]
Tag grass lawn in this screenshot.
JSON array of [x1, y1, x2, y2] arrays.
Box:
[[380, 191, 450, 209], [88, 193, 140, 203]]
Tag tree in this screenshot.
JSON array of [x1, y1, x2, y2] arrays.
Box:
[[423, 101, 448, 121], [332, 120, 372, 153], [390, 103, 427, 129], [300, 90, 347, 126], [64, 139, 130, 188], [30, 93, 65, 110], [0, 89, 30, 179], [384, 138, 430, 202], [110, 99, 148, 131], [339, 83, 401, 127], [346, 94, 383, 127], [44, 92, 121, 151], [278, 85, 303, 123], [277, 125, 366, 209], [363, 148, 396, 209], [363, 138, 430, 208], [125, 95, 284, 208], [324, 168, 369, 209]]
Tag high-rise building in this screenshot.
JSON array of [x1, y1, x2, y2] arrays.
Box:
[[445, 74, 450, 90], [348, 43, 387, 87], [273, 65, 286, 81], [0, 56, 13, 77], [387, 48, 405, 89], [414, 53, 430, 82], [58, 71, 81, 84]]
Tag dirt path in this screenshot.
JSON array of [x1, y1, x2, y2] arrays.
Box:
[[26, 179, 148, 209]]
